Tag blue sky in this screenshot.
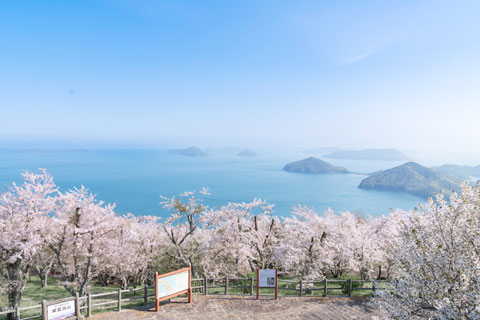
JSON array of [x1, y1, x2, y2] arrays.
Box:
[[1, 0, 480, 153]]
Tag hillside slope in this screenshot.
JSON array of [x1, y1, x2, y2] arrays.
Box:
[[359, 162, 460, 198]]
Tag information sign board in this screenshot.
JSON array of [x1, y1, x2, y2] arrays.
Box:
[[155, 265, 192, 311], [157, 270, 189, 299], [256, 268, 278, 300], [47, 300, 75, 320], [258, 269, 276, 288]]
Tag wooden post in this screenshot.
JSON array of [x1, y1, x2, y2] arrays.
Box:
[[372, 280, 376, 295], [203, 276, 207, 295], [348, 279, 352, 297], [88, 293, 92, 317], [299, 280, 303, 297], [155, 271, 159, 312], [41, 300, 47, 320], [75, 292, 80, 319], [224, 277, 228, 295], [118, 289, 122, 311], [15, 306, 20, 320], [144, 285, 148, 306], [323, 278, 328, 297], [256, 268, 259, 300], [274, 268, 278, 300], [188, 264, 193, 303], [250, 277, 254, 295]]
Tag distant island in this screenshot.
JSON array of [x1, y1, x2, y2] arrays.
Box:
[[300, 147, 341, 156], [432, 164, 480, 179], [283, 157, 349, 174], [15, 148, 89, 153], [237, 149, 259, 157], [206, 147, 240, 153], [167, 146, 208, 157], [325, 148, 411, 161], [358, 162, 460, 199]]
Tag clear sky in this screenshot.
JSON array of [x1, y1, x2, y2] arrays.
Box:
[[1, 0, 480, 154]]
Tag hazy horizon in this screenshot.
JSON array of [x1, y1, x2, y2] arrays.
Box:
[[2, 140, 480, 167]]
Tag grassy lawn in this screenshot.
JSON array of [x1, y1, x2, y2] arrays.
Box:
[[0, 275, 156, 320]]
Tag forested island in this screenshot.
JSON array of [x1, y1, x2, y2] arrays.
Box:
[[283, 157, 349, 174], [358, 162, 461, 198]]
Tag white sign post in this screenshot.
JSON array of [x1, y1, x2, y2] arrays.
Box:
[[256, 268, 278, 300], [46, 299, 75, 320]]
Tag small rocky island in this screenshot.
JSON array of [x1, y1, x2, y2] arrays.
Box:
[[325, 148, 411, 161], [358, 162, 460, 198], [167, 146, 208, 157], [237, 149, 259, 157], [283, 157, 349, 174]]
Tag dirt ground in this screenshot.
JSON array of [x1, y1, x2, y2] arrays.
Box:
[[90, 295, 384, 320]]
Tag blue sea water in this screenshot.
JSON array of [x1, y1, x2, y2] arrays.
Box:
[[0, 149, 424, 218]]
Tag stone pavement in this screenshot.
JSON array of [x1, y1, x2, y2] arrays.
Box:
[[91, 295, 384, 320]]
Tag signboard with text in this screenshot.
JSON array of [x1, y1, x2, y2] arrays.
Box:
[[256, 268, 278, 300], [47, 300, 75, 320], [258, 269, 276, 288], [157, 270, 189, 299], [155, 265, 192, 311]]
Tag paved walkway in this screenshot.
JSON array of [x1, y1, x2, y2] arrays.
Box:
[[91, 296, 384, 320]]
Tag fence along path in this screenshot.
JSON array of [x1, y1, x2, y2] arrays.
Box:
[[0, 278, 388, 320], [191, 277, 387, 297]]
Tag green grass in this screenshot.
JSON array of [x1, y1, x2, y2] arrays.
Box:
[[0, 275, 156, 320]]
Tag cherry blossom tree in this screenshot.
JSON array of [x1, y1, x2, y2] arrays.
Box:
[[200, 199, 276, 278], [32, 247, 55, 288], [348, 213, 394, 280], [130, 215, 162, 286], [278, 206, 329, 280], [48, 186, 117, 297], [0, 169, 57, 316], [245, 200, 282, 270], [159, 189, 210, 276], [104, 214, 160, 289], [376, 183, 480, 319], [319, 210, 358, 278], [369, 209, 411, 281]]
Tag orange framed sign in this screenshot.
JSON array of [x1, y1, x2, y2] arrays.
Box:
[[155, 265, 192, 311], [256, 268, 278, 300]]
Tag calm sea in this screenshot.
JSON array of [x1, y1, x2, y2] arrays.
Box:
[[0, 149, 424, 218]]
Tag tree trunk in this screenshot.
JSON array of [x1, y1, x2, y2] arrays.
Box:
[[188, 257, 196, 277], [6, 260, 29, 320], [121, 278, 128, 290], [377, 265, 382, 281], [41, 274, 48, 288], [37, 263, 52, 289]]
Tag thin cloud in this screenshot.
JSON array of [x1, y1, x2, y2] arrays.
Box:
[[345, 48, 378, 65]]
